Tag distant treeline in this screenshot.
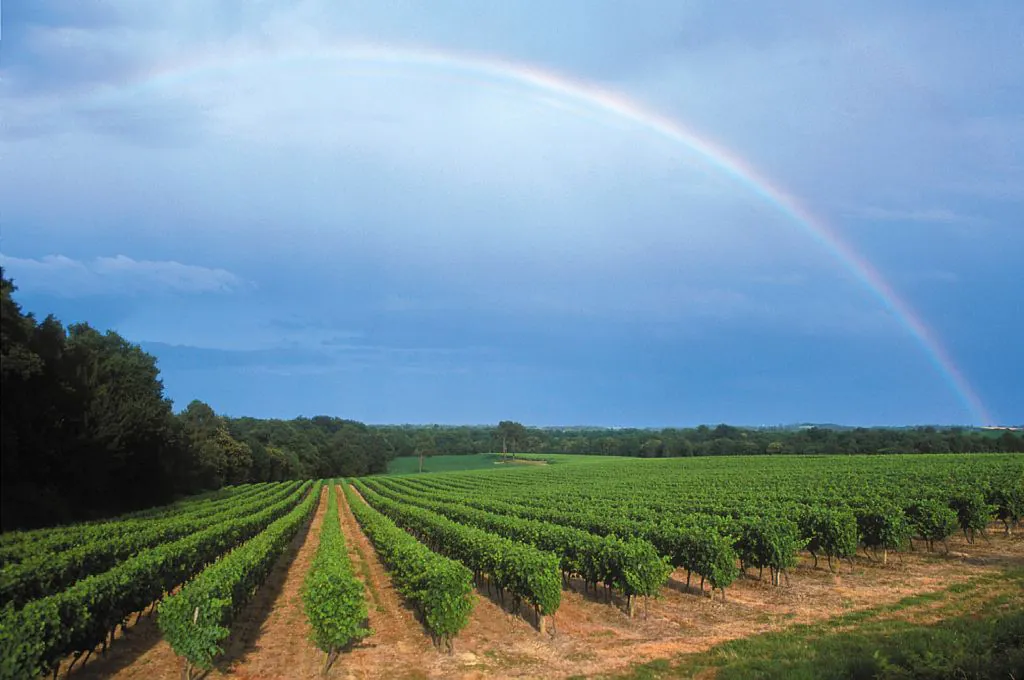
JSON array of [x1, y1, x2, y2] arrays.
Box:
[[2, 269, 1020, 530], [376, 422, 1024, 459]]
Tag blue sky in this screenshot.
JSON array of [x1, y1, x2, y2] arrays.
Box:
[[2, 1, 1021, 426]]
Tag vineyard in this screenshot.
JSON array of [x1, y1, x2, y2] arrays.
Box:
[[0, 454, 1022, 679]]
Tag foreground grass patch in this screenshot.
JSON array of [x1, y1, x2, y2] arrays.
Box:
[[615, 569, 1024, 680]]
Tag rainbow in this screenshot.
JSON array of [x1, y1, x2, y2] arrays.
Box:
[[106, 43, 993, 424]]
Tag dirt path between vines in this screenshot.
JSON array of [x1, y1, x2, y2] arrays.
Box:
[[209, 485, 326, 678], [74, 486, 327, 680], [333, 483, 442, 678]]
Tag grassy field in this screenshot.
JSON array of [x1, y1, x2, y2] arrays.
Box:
[[514, 453, 633, 465], [383, 453, 523, 475], [384, 452, 635, 474], [384, 452, 636, 474], [612, 567, 1024, 679]]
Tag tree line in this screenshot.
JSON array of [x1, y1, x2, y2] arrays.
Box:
[[1, 272, 393, 530], [2, 269, 1019, 530], [377, 421, 1023, 460]]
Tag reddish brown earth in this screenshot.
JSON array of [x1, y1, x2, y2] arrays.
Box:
[[66, 495, 1024, 680], [333, 483, 448, 679]]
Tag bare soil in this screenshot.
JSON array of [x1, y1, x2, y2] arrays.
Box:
[[333, 483, 445, 679], [68, 509, 1024, 680]]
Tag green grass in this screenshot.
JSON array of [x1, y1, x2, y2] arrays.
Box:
[[612, 569, 1024, 680], [383, 453, 526, 475], [384, 452, 638, 474], [349, 534, 385, 613], [515, 453, 634, 465]]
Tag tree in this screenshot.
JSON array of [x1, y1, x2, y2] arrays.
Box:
[[179, 400, 221, 439], [495, 421, 527, 460], [670, 438, 694, 457], [262, 445, 301, 480], [640, 439, 664, 458], [415, 431, 436, 473], [179, 400, 253, 488], [2, 272, 184, 528]]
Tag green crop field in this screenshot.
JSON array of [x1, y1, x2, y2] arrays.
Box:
[[355, 453, 1024, 676], [2, 454, 1021, 679]]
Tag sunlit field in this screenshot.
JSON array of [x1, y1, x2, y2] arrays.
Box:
[[4, 454, 1021, 679]]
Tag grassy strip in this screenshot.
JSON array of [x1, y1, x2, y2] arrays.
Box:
[[340, 499, 386, 614], [612, 569, 1024, 680]]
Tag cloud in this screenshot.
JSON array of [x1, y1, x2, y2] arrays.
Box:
[[2, 1, 1020, 424], [139, 342, 331, 370], [901, 270, 961, 284], [267, 317, 363, 335], [847, 206, 975, 225], [0, 253, 250, 296], [140, 339, 497, 376]]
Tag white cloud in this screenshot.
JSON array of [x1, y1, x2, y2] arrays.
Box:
[[0, 253, 249, 296], [847, 206, 973, 225], [902, 270, 961, 284]]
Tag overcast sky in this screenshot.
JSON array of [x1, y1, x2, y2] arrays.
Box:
[[2, 1, 1021, 426]]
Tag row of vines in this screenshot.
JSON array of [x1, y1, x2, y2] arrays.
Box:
[[0, 454, 1020, 678], [0, 481, 314, 679], [375, 454, 1023, 601]]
